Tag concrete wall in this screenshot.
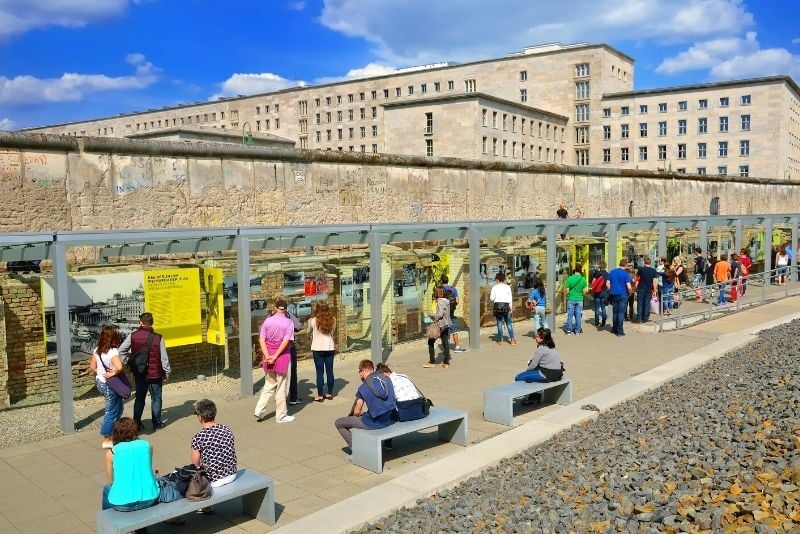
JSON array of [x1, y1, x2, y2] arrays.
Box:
[[1, 132, 799, 235]]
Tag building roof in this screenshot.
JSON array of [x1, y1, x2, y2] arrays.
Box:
[[126, 125, 295, 146], [602, 75, 800, 100], [381, 92, 569, 122]]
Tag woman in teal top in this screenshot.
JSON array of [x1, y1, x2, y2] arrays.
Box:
[[102, 417, 159, 511]]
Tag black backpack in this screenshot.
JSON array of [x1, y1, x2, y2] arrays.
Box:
[[130, 331, 156, 375]]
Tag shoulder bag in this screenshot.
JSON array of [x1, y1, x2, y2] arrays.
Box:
[[98, 354, 132, 400], [130, 331, 156, 375], [394, 374, 434, 421], [426, 321, 441, 340]]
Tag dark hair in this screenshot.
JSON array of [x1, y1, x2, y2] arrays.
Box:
[[139, 312, 154, 326], [112, 417, 139, 444], [440, 274, 449, 284], [96, 324, 121, 356], [359, 359, 374, 372], [598, 260, 606, 269], [695, 247, 702, 254], [573, 266, 583, 274], [535, 279, 545, 291], [536, 327, 556, 349], [496, 272, 506, 282], [375, 363, 392, 374], [194, 399, 217, 422]]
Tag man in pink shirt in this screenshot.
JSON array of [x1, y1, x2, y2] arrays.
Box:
[[254, 298, 296, 423]]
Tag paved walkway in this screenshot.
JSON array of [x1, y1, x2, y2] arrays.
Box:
[[0, 293, 798, 533]]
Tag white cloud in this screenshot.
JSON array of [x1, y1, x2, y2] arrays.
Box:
[[318, 0, 755, 65], [287, 0, 306, 10], [657, 32, 800, 80], [0, 117, 16, 131], [793, 38, 800, 45], [0, 0, 133, 40], [210, 73, 305, 100], [313, 62, 397, 85], [0, 54, 159, 105]]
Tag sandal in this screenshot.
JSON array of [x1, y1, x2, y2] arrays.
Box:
[[423, 363, 436, 368], [313, 397, 324, 402], [324, 394, 333, 400]]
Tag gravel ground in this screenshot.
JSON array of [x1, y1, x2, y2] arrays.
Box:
[[355, 320, 800, 533]]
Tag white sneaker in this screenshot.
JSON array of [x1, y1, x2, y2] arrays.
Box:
[[277, 415, 295, 423], [344, 454, 352, 462]]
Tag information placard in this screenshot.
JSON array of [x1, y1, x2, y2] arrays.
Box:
[[144, 268, 201, 347]]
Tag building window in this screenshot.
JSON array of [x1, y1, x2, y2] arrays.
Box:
[[576, 149, 590, 165], [465, 79, 477, 92], [434, 82, 441, 92], [360, 108, 366, 120], [658, 103, 667, 112], [337, 128, 343, 140], [349, 109, 354, 121], [426, 139, 433, 157], [575, 63, 590, 77], [741, 114, 750, 131], [425, 112, 433, 134], [621, 106, 629, 116], [372, 144, 378, 153], [740, 140, 750, 156], [256, 106, 261, 115], [359, 92, 365, 101], [658, 145, 667, 160], [482, 137, 487, 154], [699, 117, 707, 133], [741, 94, 751, 105], [575, 81, 590, 99], [621, 124, 629, 139], [372, 107, 377, 118], [521, 118, 526, 135], [347, 94, 353, 102], [512, 116, 517, 132], [482, 109, 487, 126], [697, 167, 706, 175], [603, 148, 611, 162], [315, 131, 321, 142], [521, 142, 526, 159], [640, 104, 648, 114], [739, 165, 749, 177], [502, 114, 508, 130], [575, 104, 589, 121], [658, 121, 667, 136], [299, 101, 308, 116], [603, 108, 611, 117], [299, 119, 308, 133], [639, 146, 648, 161], [371, 125, 378, 137], [575, 126, 589, 144], [492, 138, 498, 155], [407, 85, 414, 95], [678, 101, 687, 111], [337, 111, 342, 122], [639, 123, 648, 137], [520, 89, 527, 102], [698, 142, 707, 158], [421, 83, 427, 93], [719, 116, 728, 132], [371, 90, 377, 99], [502, 140, 507, 156], [265, 119, 271, 130], [719, 97, 729, 107], [395, 87, 401, 97], [678, 144, 687, 159], [678, 119, 687, 135], [325, 96, 331, 106], [512, 141, 517, 158], [621, 147, 629, 162], [336, 95, 342, 104], [360, 126, 366, 138], [699, 99, 708, 109], [602, 125, 611, 140], [492, 111, 498, 128], [383, 89, 389, 98], [717, 166, 727, 175], [447, 80, 454, 90], [718, 141, 728, 157], [520, 70, 527, 81], [676, 168, 686, 174], [348, 128, 354, 139], [361, 145, 366, 152], [256, 120, 261, 131], [326, 112, 331, 123], [326, 130, 332, 141]]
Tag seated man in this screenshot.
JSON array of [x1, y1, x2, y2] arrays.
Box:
[[189, 399, 237, 515], [335, 359, 397, 461]]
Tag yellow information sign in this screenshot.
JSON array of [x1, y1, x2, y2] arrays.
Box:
[[203, 268, 226, 346], [143, 268, 201, 347]]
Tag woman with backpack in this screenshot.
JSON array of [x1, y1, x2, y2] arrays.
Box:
[[424, 286, 452, 368], [590, 261, 609, 328], [490, 272, 517, 345]]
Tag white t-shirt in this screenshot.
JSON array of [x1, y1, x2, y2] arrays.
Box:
[[489, 283, 513, 306], [94, 348, 120, 384], [389, 373, 420, 402]]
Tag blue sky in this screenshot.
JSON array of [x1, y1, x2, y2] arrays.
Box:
[[2, 0, 799, 131]]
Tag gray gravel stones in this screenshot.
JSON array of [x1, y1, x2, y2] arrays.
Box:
[[354, 319, 800, 533]]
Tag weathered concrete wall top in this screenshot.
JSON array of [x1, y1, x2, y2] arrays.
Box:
[[0, 132, 797, 233]]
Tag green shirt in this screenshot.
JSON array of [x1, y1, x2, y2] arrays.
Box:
[[565, 273, 587, 302]]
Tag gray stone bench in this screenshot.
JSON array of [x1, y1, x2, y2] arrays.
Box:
[[95, 468, 275, 534], [351, 406, 468, 473], [483, 378, 572, 426]]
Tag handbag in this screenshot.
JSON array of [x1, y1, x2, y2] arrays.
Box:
[[426, 321, 441, 340], [98, 354, 132, 400], [170, 464, 212, 501], [157, 476, 182, 503], [492, 301, 510, 317], [394, 374, 434, 421]]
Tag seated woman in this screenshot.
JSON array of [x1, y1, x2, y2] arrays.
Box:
[[102, 417, 159, 512], [514, 328, 564, 404]]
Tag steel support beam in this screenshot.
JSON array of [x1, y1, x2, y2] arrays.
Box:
[[53, 242, 75, 433], [235, 236, 253, 398], [368, 230, 383, 363], [468, 227, 481, 350]]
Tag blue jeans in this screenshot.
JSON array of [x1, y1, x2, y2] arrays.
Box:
[[716, 282, 727, 305], [593, 296, 607, 325], [531, 306, 548, 331], [662, 287, 675, 312], [312, 350, 335, 396], [496, 312, 515, 341], [97, 381, 124, 437], [636, 290, 652, 322], [515, 369, 546, 382], [101, 485, 158, 511], [133, 375, 163, 428], [610, 294, 627, 335], [565, 300, 583, 333]]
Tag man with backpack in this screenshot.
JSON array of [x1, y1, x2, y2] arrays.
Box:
[[590, 261, 609, 328], [119, 312, 171, 432], [440, 275, 465, 352]]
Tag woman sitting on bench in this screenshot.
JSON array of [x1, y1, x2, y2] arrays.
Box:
[[514, 328, 565, 404], [101, 417, 159, 512]]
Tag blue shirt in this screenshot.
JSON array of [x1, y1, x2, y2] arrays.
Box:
[[356, 372, 397, 429], [607, 267, 632, 296], [527, 288, 546, 307]]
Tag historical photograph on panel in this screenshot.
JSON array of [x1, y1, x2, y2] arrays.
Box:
[[340, 276, 354, 306], [41, 271, 145, 358], [283, 271, 306, 295], [353, 266, 370, 285], [352, 288, 364, 311]]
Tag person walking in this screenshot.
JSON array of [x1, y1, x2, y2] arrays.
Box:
[[635, 257, 658, 323], [526, 279, 549, 331], [254, 299, 295, 423], [440, 275, 465, 352], [424, 286, 452, 368], [606, 260, 632, 337], [662, 266, 677, 316], [490, 272, 517, 345], [308, 302, 336, 402], [90, 325, 125, 449], [563, 266, 587, 335], [119, 312, 171, 432], [590, 261, 608, 328], [738, 248, 752, 296], [714, 254, 731, 306], [692, 247, 708, 302]]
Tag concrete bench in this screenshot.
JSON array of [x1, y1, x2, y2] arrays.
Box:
[[483, 378, 572, 426], [351, 406, 468, 473], [96, 468, 275, 534]]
